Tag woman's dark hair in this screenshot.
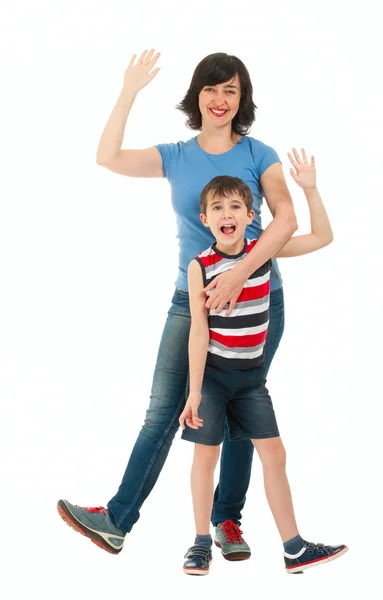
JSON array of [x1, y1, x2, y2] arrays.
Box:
[[177, 53, 256, 135], [200, 176, 253, 215]]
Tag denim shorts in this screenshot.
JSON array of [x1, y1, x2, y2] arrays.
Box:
[[181, 363, 280, 446]]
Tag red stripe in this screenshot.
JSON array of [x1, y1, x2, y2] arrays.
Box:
[[236, 281, 270, 303], [210, 329, 268, 348], [245, 239, 257, 253], [198, 252, 223, 268]]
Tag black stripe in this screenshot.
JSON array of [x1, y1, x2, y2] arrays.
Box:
[[248, 260, 272, 280], [194, 257, 207, 287], [206, 352, 264, 370], [209, 309, 269, 330]]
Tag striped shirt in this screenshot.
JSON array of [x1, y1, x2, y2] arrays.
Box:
[[196, 239, 271, 370]]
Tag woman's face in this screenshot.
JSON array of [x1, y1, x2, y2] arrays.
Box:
[[198, 74, 241, 129]]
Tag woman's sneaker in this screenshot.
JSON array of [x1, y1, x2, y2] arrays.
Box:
[[183, 545, 213, 575], [284, 541, 348, 573], [214, 520, 251, 561], [57, 499, 125, 554]]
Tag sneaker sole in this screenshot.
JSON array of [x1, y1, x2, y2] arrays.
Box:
[[286, 546, 349, 574], [183, 558, 212, 575], [57, 500, 122, 555], [214, 540, 251, 561]]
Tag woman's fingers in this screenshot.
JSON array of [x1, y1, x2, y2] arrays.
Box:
[[287, 152, 299, 172], [301, 148, 308, 164], [292, 147, 302, 164]]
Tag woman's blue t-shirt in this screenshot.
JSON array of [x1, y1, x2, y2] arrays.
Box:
[[155, 135, 283, 292]]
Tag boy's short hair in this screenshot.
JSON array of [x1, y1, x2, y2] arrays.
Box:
[[200, 176, 253, 215]]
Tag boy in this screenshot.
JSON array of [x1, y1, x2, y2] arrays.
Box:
[[179, 148, 348, 575]]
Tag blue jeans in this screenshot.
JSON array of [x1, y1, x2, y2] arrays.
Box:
[[107, 287, 285, 532]]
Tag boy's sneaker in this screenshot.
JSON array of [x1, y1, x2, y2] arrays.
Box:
[[284, 541, 348, 573], [214, 520, 251, 561], [183, 544, 213, 575], [57, 499, 125, 554]]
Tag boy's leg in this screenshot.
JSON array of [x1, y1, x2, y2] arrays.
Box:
[[191, 444, 221, 535], [253, 436, 348, 573], [252, 437, 299, 543], [183, 444, 220, 575], [58, 290, 191, 551], [212, 287, 285, 528]]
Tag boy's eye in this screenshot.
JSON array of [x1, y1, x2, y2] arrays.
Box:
[[212, 205, 222, 210], [232, 204, 241, 209]]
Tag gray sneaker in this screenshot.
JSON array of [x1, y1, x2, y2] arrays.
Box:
[[57, 499, 125, 554], [214, 520, 251, 561]]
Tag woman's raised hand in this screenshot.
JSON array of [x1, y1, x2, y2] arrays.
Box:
[[287, 148, 316, 191], [123, 49, 161, 94]]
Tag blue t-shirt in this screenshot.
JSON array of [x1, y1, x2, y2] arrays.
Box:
[[156, 135, 283, 292]]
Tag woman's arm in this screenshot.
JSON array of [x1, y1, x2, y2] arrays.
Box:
[[205, 162, 297, 315], [276, 149, 333, 257], [96, 49, 163, 178], [179, 261, 209, 431]]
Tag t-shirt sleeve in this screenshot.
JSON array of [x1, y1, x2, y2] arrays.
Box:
[[252, 140, 281, 179], [155, 142, 180, 180]]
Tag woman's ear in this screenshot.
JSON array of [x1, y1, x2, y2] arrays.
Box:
[[200, 213, 210, 228]]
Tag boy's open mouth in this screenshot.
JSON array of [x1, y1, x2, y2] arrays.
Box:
[[220, 225, 236, 235]]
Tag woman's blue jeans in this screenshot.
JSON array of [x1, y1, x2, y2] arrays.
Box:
[[107, 287, 285, 532]]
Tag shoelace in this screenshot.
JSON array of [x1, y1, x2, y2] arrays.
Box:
[[184, 545, 211, 559], [76, 505, 107, 515], [221, 520, 244, 544]]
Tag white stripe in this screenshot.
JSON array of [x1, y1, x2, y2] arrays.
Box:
[[243, 272, 270, 287], [284, 547, 307, 559], [211, 321, 269, 337], [210, 299, 269, 317], [208, 344, 265, 360], [206, 261, 238, 280]]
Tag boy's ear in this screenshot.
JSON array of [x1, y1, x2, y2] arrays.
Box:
[[200, 213, 210, 228], [247, 209, 255, 224]]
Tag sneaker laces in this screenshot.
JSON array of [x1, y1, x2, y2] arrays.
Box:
[[77, 505, 107, 515], [221, 520, 244, 544]]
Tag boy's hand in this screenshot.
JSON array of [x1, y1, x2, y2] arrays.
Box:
[[288, 148, 316, 191], [179, 393, 204, 430]]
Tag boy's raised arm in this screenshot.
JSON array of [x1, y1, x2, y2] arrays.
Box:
[[275, 149, 333, 259]]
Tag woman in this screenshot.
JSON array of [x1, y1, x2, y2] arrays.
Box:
[[57, 50, 297, 558]]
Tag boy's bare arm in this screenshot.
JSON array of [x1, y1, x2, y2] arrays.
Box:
[[179, 260, 209, 431], [275, 149, 333, 258], [188, 260, 210, 396]]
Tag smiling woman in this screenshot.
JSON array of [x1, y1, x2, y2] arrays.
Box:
[[57, 50, 297, 560]]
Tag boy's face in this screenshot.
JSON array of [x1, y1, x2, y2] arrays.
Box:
[[201, 192, 254, 251]]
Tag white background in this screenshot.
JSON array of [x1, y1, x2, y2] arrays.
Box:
[[1, 1, 382, 598]]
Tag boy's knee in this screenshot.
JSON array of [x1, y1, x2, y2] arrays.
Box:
[[256, 438, 286, 470], [194, 444, 220, 469]]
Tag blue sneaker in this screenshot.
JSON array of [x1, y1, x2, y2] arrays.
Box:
[[284, 540, 348, 573], [183, 545, 213, 576], [57, 499, 125, 554]]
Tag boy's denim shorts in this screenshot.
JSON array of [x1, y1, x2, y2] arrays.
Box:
[[181, 363, 279, 446]]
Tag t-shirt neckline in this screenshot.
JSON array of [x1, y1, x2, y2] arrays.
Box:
[[194, 135, 243, 157]]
